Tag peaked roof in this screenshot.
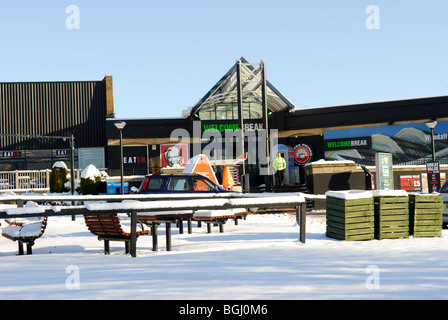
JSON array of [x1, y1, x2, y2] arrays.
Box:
[[186, 57, 296, 118]]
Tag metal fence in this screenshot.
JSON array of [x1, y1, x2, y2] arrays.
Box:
[[0, 193, 308, 257], [0, 169, 82, 191]]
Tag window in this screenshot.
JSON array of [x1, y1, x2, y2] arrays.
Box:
[[168, 177, 191, 191], [198, 101, 265, 120], [142, 177, 165, 191], [192, 177, 215, 191]]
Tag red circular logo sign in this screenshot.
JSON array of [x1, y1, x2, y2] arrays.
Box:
[[294, 144, 313, 165]]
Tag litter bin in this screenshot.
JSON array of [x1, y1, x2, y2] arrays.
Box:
[[373, 190, 409, 240], [409, 193, 443, 238], [325, 190, 374, 241]]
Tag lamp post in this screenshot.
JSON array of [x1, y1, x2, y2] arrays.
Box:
[[114, 121, 126, 194], [425, 120, 437, 162], [236, 59, 246, 192], [70, 135, 75, 195]]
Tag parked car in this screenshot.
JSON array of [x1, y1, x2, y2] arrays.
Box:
[[439, 181, 448, 228], [138, 174, 232, 194]]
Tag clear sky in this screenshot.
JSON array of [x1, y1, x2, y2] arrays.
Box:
[[1, 1, 447, 120]]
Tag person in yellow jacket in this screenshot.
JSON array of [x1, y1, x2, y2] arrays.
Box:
[[272, 152, 287, 186]]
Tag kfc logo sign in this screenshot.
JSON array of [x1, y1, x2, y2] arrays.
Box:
[[160, 144, 188, 168]]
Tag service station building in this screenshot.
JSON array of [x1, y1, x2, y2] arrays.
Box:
[[2, 58, 448, 199]]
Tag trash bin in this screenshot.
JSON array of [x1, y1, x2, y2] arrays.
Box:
[[325, 190, 374, 241], [409, 193, 443, 238], [373, 190, 409, 240]]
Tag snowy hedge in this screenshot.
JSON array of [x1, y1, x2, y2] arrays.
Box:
[[50, 161, 70, 193], [79, 164, 106, 195]]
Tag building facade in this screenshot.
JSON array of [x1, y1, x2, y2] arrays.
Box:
[[106, 59, 448, 191], [0, 76, 114, 171], [2, 60, 448, 194]]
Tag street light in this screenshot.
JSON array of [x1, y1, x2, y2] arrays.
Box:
[[425, 120, 437, 162], [114, 121, 126, 194]]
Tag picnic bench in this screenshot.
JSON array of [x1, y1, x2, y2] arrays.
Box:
[[137, 211, 194, 251], [83, 213, 150, 254], [0, 193, 308, 257], [194, 209, 248, 233], [1, 215, 48, 255]]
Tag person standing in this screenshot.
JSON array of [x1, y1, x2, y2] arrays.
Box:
[[272, 152, 286, 186]]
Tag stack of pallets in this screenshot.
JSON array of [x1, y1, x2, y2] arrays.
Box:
[[373, 190, 409, 240], [409, 193, 443, 238], [325, 190, 374, 241]]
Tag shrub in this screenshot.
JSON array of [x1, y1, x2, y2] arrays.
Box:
[[50, 161, 70, 193], [79, 164, 106, 195]]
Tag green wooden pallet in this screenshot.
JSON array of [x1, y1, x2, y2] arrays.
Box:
[[326, 193, 374, 241], [326, 229, 375, 241], [409, 193, 443, 238], [374, 195, 409, 240]]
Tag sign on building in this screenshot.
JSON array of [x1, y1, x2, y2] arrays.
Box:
[[426, 161, 441, 193], [375, 152, 393, 190]]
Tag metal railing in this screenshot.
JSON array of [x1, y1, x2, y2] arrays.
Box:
[[0, 169, 82, 191], [0, 193, 308, 257]]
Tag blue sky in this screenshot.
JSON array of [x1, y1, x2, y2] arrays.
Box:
[[1, 1, 447, 119]]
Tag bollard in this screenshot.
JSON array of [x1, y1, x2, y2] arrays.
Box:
[[297, 203, 306, 244], [130, 211, 137, 257]]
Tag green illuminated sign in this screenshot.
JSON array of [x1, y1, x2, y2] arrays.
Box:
[[203, 123, 240, 132], [202, 122, 264, 133], [324, 137, 372, 150]]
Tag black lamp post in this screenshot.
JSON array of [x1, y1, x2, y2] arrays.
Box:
[[425, 120, 437, 162], [114, 121, 126, 194]]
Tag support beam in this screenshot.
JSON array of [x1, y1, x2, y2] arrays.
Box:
[[298, 203, 307, 244], [130, 211, 137, 257], [152, 222, 158, 251], [166, 222, 172, 251], [261, 59, 271, 192], [236, 59, 246, 191], [187, 217, 192, 234]]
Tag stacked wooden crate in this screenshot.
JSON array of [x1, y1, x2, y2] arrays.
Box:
[[409, 193, 443, 238], [325, 190, 374, 241], [373, 190, 409, 240]]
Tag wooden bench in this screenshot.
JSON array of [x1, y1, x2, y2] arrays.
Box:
[[84, 213, 150, 255], [194, 209, 248, 233], [2, 216, 48, 255]]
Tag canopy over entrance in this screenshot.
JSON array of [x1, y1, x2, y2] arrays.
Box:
[[183, 57, 295, 120]]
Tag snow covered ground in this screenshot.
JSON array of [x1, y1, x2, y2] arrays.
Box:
[[1, 211, 448, 300]]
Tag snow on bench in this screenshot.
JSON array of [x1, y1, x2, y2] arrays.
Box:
[[193, 208, 248, 233], [1, 193, 307, 255], [1, 201, 48, 255]]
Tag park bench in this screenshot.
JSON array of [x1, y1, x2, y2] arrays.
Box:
[[194, 208, 248, 233], [84, 212, 150, 255], [2, 215, 48, 255]]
